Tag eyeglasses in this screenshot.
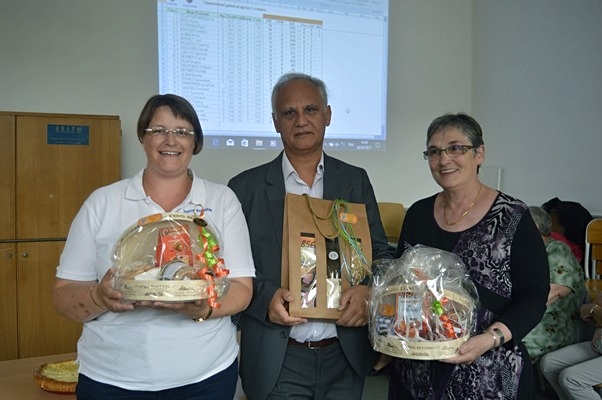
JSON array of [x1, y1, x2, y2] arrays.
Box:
[[423, 144, 475, 160], [144, 127, 194, 138]]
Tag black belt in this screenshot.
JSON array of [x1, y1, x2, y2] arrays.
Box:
[[288, 337, 339, 349]]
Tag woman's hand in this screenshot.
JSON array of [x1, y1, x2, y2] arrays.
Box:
[[547, 283, 571, 305], [442, 324, 511, 365], [441, 332, 496, 365], [581, 301, 602, 327], [54, 267, 134, 322], [95, 267, 134, 313]]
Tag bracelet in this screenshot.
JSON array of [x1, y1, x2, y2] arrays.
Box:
[[590, 304, 599, 315], [90, 283, 107, 310], [486, 330, 499, 348], [193, 306, 213, 322]]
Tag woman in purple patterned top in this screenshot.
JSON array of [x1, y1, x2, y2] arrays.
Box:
[[390, 113, 549, 399]]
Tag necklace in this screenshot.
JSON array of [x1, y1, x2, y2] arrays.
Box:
[[443, 184, 482, 226]]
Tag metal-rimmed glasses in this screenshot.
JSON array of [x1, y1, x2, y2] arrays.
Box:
[[144, 127, 194, 138], [423, 144, 475, 160]]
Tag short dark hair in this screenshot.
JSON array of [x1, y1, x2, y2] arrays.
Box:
[[136, 94, 203, 155]]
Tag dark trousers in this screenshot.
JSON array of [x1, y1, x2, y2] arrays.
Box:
[[76, 360, 238, 400], [266, 341, 364, 400]]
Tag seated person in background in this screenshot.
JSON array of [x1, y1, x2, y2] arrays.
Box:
[[523, 206, 585, 362], [540, 293, 602, 400], [542, 197, 593, 264]]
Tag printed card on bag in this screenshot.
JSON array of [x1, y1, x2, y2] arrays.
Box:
[[281, 193, 372, 319]]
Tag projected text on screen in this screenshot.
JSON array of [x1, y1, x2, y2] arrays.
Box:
[[158, 0, 389, 151]]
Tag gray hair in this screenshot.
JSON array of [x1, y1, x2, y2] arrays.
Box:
[[271, 73, 328, 117], [427, 113, 485, 148], [426, 113, 485, 173], [529, 206, 552, 237]]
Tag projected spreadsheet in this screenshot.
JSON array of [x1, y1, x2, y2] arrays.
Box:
[[158, 0, 388, 151], [160, 10, 323, 128]]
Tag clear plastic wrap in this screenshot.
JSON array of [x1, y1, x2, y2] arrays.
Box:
[[113, 212, 230, 304], [369, 245, 479, 360]]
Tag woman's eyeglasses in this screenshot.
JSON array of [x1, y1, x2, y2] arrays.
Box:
[[423, 144, 475, 160], [144, 127, 194, 138]]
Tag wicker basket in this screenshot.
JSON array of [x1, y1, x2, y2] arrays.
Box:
[[371, 285, 474, 360], [113, 212, 228, 302], [369, 246, 479, 360], [114, 276, 226, 302]]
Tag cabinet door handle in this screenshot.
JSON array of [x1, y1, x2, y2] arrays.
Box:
[[22, 252, 29, 258]]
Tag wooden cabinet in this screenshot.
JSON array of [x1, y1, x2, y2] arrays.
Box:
[[0, 112, 121, 360], [0, 114, 17, 360]]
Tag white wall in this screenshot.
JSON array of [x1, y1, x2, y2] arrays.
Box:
[[472, 0, 602, 215], [1, 0, 600, 214]]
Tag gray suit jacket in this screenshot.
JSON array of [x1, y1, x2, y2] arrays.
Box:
[[228, 152, 394, 400]]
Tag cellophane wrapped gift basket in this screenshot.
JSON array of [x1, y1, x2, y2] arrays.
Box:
[[113, 212, 230, 305], [369, 245, 479, 360]]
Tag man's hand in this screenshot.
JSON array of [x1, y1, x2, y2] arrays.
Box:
[[336, 285, 369, 327], [268, 288, 308, 326]]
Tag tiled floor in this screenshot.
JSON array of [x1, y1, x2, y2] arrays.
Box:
[[363, 369, 389, 399]]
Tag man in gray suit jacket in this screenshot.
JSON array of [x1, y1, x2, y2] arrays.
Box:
[[228, 73, 394, 400]]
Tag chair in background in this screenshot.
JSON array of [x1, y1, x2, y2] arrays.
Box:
[[584, 218, 602, 300], [584, 219, 602, 279], [583, 219, 602, 393], [377, 202, 406, 245]]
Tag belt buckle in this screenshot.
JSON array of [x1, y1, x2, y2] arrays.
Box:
[[306, 341, 319, 350]]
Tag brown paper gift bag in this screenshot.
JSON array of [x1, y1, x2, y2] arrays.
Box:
[[281, 193, 372, 319]]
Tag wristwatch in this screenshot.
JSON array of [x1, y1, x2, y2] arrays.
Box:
[[491, 327, 505, 346], [487, 327, 505, 348]]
